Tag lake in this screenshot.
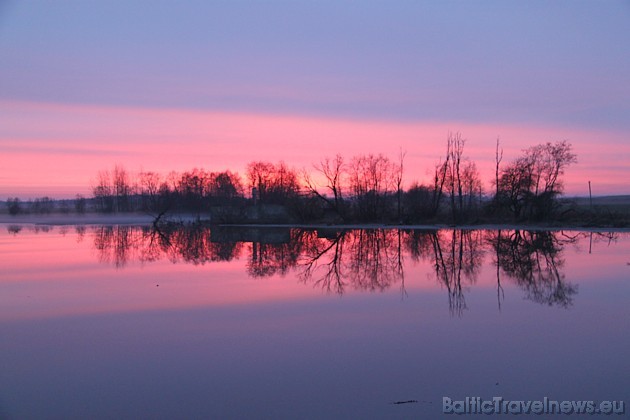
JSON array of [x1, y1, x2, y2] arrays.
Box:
[[1, 225, 628, 418]]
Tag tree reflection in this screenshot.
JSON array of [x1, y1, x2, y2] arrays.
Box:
[[7, 225, 22, 235], [166, 227, 243, 265], [430, 230, 484, 316], [246, 229, 306, 278], [8, 224, 613, 313], [92, 225, 243, 267], [299, 230, 347, 294], [488, 230, 578, 307], [93, 226, 137, 267], [403, 229, 485, 315], [298, 229, 404, 294]]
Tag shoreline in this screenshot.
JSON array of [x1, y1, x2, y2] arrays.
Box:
[[1, 213, 629, 232]]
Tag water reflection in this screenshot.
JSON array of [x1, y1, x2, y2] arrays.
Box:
[[91, 225, 244, 267], [89, 226, 592, 313], [88, 226, 621, 308], [489, 230, 577, 308], [6, 224, 625, 314], [299, 229, 405, 294], [428, 230, 484, 316]]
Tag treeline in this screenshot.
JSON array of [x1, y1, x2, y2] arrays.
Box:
[[84, 134, 578, 225], [3, 134, 579, 224], [4, 196, 87, 215]]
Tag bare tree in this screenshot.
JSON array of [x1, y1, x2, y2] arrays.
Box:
[[395, 148, 406, 223], [303, 154, 345, 218], [246, 161, 275, 202], [347, 154, 396, 221], [424, 139, 453, 219], [444, 132, 477, 223], [268, 161, 300, 203], [446, 133, 464, 223], [139, 171, 162, 212], [93, 170, 113, 212], [461, 160, 482, 216], [112, 165, 132, 212], [246, 161, 300, 205], [494, 136, 503, 199]]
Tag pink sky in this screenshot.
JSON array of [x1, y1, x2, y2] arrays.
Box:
[[1, 100, 628, 199], [1, 2, 628, 200]]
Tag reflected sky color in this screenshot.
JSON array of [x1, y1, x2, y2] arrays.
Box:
[[1, 226, 628, 321], [1, 226, 629, 418], [1, 1, 629, 198]]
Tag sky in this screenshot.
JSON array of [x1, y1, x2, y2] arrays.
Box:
[[0, 0, 629, 198]]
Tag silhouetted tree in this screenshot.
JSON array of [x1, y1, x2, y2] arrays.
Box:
[[138, 171, 162, 211], [32, 196, 54, 214], [93, 170, 114, 212], [496, 141, 577, 220], [208, 170, 244, 203], [444, 132, 481, 223], [246, 161, 275, 203], [75, 194, 87, 214], [395, 149, 406, 222], [461, 160, 483, 218], [402, 183, 435, 221], [7, 198, 22, 215], [429, 148, 450, 218], [494, 137, 503, 199], [112, 165, 132, 212], [268, 162, 300, 204], [348, 154, 396, 221], [303, 154, 346, 220], [177, 168, 210, 214]]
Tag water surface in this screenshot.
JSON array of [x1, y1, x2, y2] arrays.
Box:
[[1, 225, 628, 418]]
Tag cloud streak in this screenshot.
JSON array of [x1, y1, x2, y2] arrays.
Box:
[[0, 100, 627, 198]]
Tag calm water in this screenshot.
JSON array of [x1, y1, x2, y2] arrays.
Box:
[[1, 225, 629, 419]]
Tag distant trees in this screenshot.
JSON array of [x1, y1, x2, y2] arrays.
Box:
[[442, 132, 483, 223], [401, 134, 481, 223], [403, 183, 435, 220], [176, 168, 210, 212], [31, 196, 54, 214], [406, 141, 453, 221], [246, 161, 299, 205], [347, 154, 397, 221], [210, 171, 244, 202], [7, 198, 22, 215], [494, 140, 576, 220], [138, 171, 162, 211], [93, 170, 114, 212], [91, 165, 246, 216], [112, 165, 132, 212], [79, 136, 578, 225], [75, 194, 87, 214]]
